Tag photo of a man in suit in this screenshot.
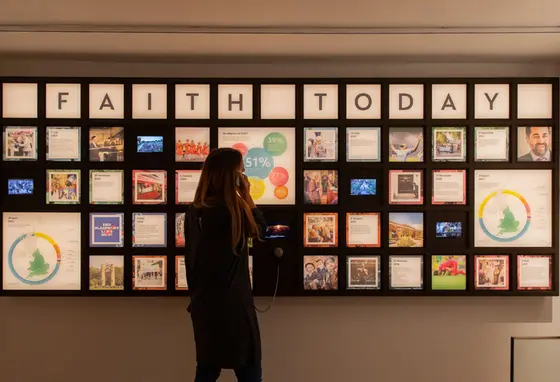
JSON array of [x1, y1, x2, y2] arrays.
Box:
[[517, 126, 551, 162]]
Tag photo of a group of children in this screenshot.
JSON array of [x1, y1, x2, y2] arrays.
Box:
[[303, 170, 338, 205], [303, 255, 339, 290], [175, 127, 210, 162]]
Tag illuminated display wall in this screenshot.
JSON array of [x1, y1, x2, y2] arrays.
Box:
[[0, 78, 557, 296]]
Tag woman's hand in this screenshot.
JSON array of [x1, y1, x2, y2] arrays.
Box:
[[238, 174, 256, 208]]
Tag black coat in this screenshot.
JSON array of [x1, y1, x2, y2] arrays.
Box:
[[185, 204, 267, 369]]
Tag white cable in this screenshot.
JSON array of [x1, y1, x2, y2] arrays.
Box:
[[254, 264, 280, 314]]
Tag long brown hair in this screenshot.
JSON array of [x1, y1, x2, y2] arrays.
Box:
[[193, 148, 261, 253]]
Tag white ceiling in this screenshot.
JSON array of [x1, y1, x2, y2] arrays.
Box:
[[2, 0, 560, 60]]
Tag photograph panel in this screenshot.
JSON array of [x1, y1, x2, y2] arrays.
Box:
[[474, 255, 510, 290], [303, 213, 338, 248], [431, 255, 467, 291], [303, 170, 338, 205], [89, 255, 124, 291], [303, 255, 338, 290], [347, 256, 381, 290], [389, 127, 424, 162], [389, 212, 424, 248], [89, 127, 124, 162], [132, 255, 167, 291]]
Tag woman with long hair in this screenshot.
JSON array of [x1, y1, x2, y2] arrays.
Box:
[[185, 148, 267, 382]]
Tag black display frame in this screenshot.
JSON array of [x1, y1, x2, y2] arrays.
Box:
[[0, 77, 557, 297]]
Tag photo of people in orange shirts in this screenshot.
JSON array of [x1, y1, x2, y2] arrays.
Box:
[[175, 127, 210, 162]]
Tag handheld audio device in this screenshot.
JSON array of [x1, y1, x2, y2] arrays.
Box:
[[253, 247, 283, 314]]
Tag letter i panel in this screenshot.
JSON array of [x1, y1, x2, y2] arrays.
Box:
[[0, 78, 557, 297]]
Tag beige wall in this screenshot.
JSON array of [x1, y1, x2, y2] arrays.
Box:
[[0, 58, 559, 382]]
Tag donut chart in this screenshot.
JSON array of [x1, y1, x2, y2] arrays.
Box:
[[7, 232, 62, 285], [477, 190, 531, 243]]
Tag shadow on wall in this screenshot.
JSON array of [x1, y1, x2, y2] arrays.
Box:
[[0, 295, 551, 325], [255, 296, 554, 324]]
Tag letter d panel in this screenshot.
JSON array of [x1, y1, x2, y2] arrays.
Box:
[[389, 84, 424, 119]]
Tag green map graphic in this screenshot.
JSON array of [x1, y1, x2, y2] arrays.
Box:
[[497, 206, 520, 235], [27, 248, 50, 278]]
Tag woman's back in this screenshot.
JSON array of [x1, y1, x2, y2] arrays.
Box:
[[185, 203, 265, 371], [185, 203, 254, 312]]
